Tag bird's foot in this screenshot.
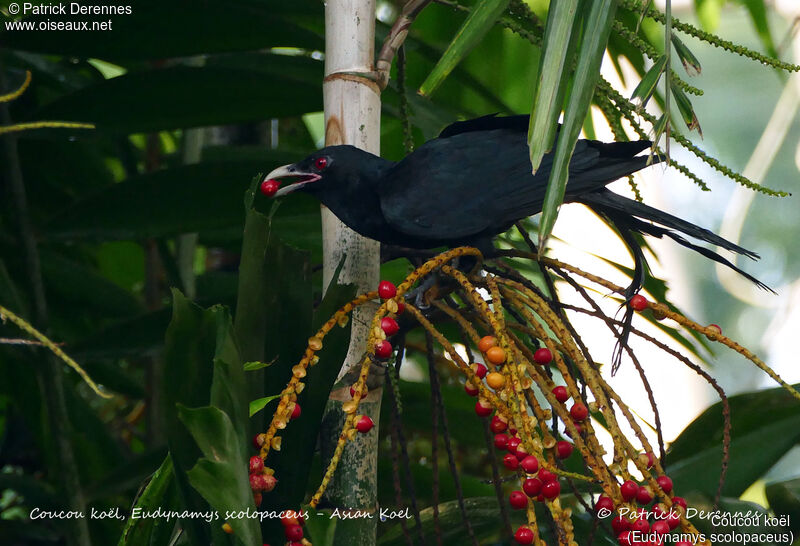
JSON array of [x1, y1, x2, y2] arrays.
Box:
[[405, 274, 440, 310]]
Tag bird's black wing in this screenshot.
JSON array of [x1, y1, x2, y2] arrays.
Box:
[[378, 117, 652, 243]]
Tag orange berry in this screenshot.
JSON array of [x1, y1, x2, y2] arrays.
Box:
[[478, 335, 497, 353], [486, 372, 506, 389], [486, 346, 506, 364]]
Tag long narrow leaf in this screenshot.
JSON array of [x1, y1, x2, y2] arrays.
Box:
[[418, 0, 510, 96], [527, 0, 582, 172], [630, 55, 667, 108], [670, 79, 702, 135], [671, 35, 702, 76], [538, 0, 619, 249]]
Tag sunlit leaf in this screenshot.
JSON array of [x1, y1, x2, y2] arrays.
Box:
[[418, 0, 511, 96], [671, 35, 702, 76], [538, 0, 619, 249], [528, 0, 582, 172], [630, 55, 667, 108]]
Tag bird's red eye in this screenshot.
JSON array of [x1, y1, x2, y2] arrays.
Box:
[[315, 157, 328, 170]]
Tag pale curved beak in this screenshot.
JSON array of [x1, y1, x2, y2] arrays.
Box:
[[264, 164, 321, 198]]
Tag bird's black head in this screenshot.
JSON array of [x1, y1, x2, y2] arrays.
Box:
[[262, 145, 389, 200]]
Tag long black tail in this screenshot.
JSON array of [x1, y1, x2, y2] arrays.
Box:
[[580, 189, 772, 292]]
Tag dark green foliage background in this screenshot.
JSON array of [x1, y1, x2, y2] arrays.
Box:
[[0, 1, 798, 545]]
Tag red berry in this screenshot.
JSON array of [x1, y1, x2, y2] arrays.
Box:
[[356, 415, 374, 433], [514, 445, 529, 460], [534, 347, 553, 364], [281, 513, 301, 526], [375, 340, 393, 359], [509, 490, 528, 509], [541, 480, 561, 499], [636, 486, 654, 505], [262, 474, 277, 492], [490, 415, 508, 433], [566, 423, 583, 438], [514, 526, 534, 545], [506, 436, 521, 453], [629, 294, 648, 311], [253, 433, 266, 449], [618, 531, 633, 546], [651, 520, 670, 535], [620, 480, 638, 501], [471, 362, 488, 379], [667, 512, 681, 530], [290, 402, 301, 420], [556, 440, 574, 459], [396, 302, 405, 314], [657, 476, 673, 494], [494, 433, 509, 450], [595, 495, 614, 513], [644, 451, 656, 468], [523, 477, 542, 497], [520, 455, 539, 473], [538, 468, 556, 483], [632, 517, 649, 533], [284, 524, 304, 541], [707, 323, 722, 335], [380, 317, 399, 336], [253, 492, 262, 506], [672, 496, 687, 510], [378, 280, 397, 299], [250, 474, 268, 491], [612, 515, 630, 534], [249, 456, 264, 474], [502, 453, 519, 470], [552, 386, 569, 403], [570, 402, 589, 421], [260, 179, 280, 197], [464, 381, 479, 396], [474, 399, 493, 417], [350, 386, 357, 398]]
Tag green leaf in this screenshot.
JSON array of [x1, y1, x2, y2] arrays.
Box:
[[260, 263, 355, 538], [765, 477, 800, 533], [88, 447, 168, 501], [160, 291, 222, 545], [630, 55, 667, 108], [34, 65, 322, 134], [418, 0, 511, 96], [117, 457, 176, 546], [249, 394, 281, 417], [39, 250, 143, 318], [378, 497, 521, 546], [0, 0, 323, 60], [694, 0, 722, 31], [671, 35, 701, 76], [538, 0, 619, 249], [666, 384, 800, 498], [738, 0, 778, 59], [670, 79, 701, 135], [69, 308, 172, 359], [45, 156, 302, 241], [244, 360, 274, 372], [527, 0, 582, 172], [178, 405, 261, 545]]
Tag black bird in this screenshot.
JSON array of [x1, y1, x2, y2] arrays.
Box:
[[264, 115, 767, 295]]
